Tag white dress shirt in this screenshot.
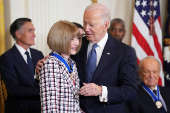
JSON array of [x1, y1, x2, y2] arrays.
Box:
[[87, 33, 108, 102], [15, 43, 31, 64]]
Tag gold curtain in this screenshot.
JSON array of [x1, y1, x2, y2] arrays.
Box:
[[0, 0, 6, 113], [0, 0, 5, 54]]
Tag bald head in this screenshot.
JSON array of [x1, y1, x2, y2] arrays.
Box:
[[139, 56, 161, 90]]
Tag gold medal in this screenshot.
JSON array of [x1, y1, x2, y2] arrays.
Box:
[[156, 101, 162, 109], [70, 72, 76, 81]]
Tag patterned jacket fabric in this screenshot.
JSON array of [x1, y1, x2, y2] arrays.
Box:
[[39, 52, 82, 113]]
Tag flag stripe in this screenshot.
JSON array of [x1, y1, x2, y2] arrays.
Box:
[[155, 18, 162, 49], [153, 34, 163, 65], [133, 9, 159, 57], [132, 0, 164, 86], [158, 16, 161, 28], [133, 23, 154, 56], [131, 35, 147, 61]]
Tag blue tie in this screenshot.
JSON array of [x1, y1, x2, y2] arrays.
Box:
[[153, 90, 157, 96], [25, 51, 34, 75], [86, 44, 98, 83]]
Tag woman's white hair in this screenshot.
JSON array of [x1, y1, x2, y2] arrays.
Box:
[[85, 3, 111, 24]]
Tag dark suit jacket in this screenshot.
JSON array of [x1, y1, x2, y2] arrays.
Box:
[[0, 45, 44, 113], [128, 85, 170, 113], [72, 34, 138, 113]]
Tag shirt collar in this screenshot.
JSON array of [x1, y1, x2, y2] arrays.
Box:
[[89, 32, 108, 49], [15, 43, 31, 56], [150, 85, 157, 91]]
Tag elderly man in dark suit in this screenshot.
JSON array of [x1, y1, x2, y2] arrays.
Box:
[[36, 3, 138, 113], [0, 18, 44, 113], [128, 56, 170, 113], [71, 3, 138, 113]]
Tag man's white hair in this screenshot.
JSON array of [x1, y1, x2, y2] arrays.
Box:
[[139, 56, 161, 71], [85, 3, 111, 24]]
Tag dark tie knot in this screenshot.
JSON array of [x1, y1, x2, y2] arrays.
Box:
[[25, 51, 29, 56], [25, 51, 34, 75], [153, 90, 157, 96]]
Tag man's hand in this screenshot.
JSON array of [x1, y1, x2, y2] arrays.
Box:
[[79, 83, 102, 96], [36, 55, 49, 74]]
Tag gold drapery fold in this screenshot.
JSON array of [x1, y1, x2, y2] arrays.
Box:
[[0, 0, 5, 55], [0, 0, 6, 113]]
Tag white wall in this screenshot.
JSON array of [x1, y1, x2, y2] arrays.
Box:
[[3, 0, 168, 56]]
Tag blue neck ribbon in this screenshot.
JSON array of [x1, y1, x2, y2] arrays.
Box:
[[49, 52, 73, 73], [142, 82, 160, 102]]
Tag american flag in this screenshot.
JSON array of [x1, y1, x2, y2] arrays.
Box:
[[131, 0, 164, 86]]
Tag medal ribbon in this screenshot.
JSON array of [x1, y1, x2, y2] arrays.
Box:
[[49, 52, 73, 73], [142, 82, 160, 102]]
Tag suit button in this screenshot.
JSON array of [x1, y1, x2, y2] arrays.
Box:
[[103, 105, 105, 107]]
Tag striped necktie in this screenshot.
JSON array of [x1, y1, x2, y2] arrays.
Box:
[[86, 44, 98, 83]]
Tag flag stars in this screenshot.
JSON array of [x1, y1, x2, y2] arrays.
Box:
[[153, 1, 158, 7], [153, 10, 157, 17], [135, 0, 140, 7], [141, 0, 147, 7], [148, 10, 151, 17], [141, 10, 146, 17]]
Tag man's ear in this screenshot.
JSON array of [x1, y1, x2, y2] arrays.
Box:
[[104, 21, 110, 31], [15, 31, 21, 39]]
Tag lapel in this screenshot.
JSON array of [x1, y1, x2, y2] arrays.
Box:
[[12, 45, 37, 86], [91, 35, 116, 82], [139, 85, 159, 112], [79, 38, 89, 83], [30, 48, 37, 68], [160, 86, 170, 113]]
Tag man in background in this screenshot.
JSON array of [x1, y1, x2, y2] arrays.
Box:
[[128, 56, 170, 113], [108, 18, 126, 41], [0, 18, 44, 113]]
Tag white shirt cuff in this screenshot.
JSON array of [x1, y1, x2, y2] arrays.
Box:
[[99, 86, 108, 102]]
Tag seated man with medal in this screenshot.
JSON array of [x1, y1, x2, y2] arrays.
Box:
[[37, 20, 84, 113], [128, 56, 170, 113]]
